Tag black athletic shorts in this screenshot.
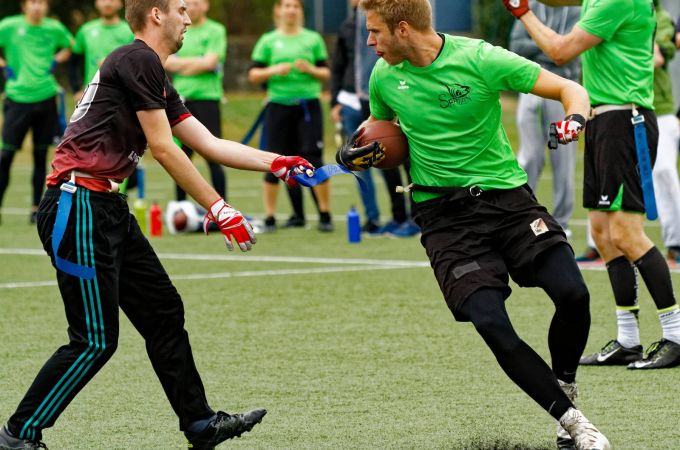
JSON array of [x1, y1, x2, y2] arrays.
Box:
[[263, 99, 323, 183], [412, 185, 569, 321], [583, 107, 658, 213], [184, 100, 222, 139], [2, 97, 58, 151]]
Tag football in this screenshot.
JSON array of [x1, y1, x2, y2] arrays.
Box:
[[173, 210, 188, 232], [356, 120, 409, 169]]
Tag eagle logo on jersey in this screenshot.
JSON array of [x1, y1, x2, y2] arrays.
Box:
[[439, 82, 472, 108]]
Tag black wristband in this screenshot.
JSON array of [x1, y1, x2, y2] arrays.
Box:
[[565, 113, 586, 127]]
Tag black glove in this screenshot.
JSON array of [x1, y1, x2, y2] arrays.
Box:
[[335, 127, 385, 171]]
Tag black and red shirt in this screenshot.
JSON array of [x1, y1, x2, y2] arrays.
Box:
[[47, 39, 191, 189]]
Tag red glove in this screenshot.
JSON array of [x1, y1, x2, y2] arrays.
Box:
[[549, 114, 586, 149], [270, 156, 315, 187], [203, 199, 256, 252], [502, 0, 530, 19]]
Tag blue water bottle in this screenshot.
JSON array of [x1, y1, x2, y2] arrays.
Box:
[[347, 206, 361, 244]]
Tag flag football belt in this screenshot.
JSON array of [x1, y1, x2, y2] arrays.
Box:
[[52, 171, 119, 280], [589, 104, 635, 119], [396, 183, 483, 200]]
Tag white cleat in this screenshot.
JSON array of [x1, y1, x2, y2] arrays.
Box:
[[556, 380, 579, 449], [559, 408, 611, 450]]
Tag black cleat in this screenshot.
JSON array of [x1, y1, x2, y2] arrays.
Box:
[[579, 339, 643, 366], [627, 339, 680, 369], [282, 215, 305, 228], [185, 409, 267, 450], [0, 426, 48, 449]]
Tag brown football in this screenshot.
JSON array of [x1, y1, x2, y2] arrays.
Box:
[[173, 210, 188, 232], [356, 120, 409, 169]]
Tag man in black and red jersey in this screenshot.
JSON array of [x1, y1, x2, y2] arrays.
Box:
[[0, 1, 313, 449]]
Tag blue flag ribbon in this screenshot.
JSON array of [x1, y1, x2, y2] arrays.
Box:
[[293, 164, 368, 194], [53, 183, 96, 280], [632, 113, 657, 221]]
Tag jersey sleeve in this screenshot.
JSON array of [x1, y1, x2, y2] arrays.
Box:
[[251, 34, 270, 65], [576, 0, 632, 41], [56, 21, 74, 50], [0, 19, 8, 48], [313, 32, 328, 63], [165, 80, 191, 126], [73, 27, 85, 55], [117, 49, 167, 111], [477, 42, 540, 94], [368, 64, 395, 121], [207, 24, 227, 62]]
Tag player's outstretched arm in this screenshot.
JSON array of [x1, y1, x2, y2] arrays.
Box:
[[172, 116, 314, 185], [504, 1, 599, 65]]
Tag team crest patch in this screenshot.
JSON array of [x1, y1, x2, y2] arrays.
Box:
[[530, 218, 549, 236]]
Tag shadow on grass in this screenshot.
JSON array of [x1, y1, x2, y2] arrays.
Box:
[[459, 439, 554, 450]]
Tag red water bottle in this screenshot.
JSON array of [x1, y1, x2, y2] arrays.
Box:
[[150, 202, 162, 237]]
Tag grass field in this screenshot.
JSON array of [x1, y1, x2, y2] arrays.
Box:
[[1, 93, 679, 449]]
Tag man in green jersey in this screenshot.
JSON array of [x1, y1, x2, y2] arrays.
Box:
[[505, 0, 680, 371], [165, 0, 227, 202], [0, 0, 73, 224], [71, 0, 134, 101], [337, 1, 609, 448]]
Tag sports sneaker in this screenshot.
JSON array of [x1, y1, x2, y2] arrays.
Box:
[[185, 409, 267, 450], [575, 247, 601, 262], [282, 215, 305, 228], [558, 408, 610, 450], [556, 380, 578, 450], [317, 220, 334, 232], [579, 339, 643, 366], [361, 220, 381, 234], [627, 339, 680, 369], [263, 216, 276, 233], [0, 426, 48, 449], [388, 220, 420, 238], [376, 220, 401, 235]]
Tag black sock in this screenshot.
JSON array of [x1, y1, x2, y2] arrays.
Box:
[[287, 184, 304, 218], [460, 289, 573, 420], [606, 255, 638, 308], [634, 247, 678, 310], [32, 146, 48, 207], [535, 244, 590, 384], [319, 211, 331, 223], [0, 150, 17, 207]]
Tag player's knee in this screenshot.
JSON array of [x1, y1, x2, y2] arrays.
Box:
[[555, 280, 590, 320], [471, 312, 520, 352]]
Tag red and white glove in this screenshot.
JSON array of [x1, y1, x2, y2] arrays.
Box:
[[203, 199, 256, 252], [502, 0, 530, 19], [270, 155, 315, 187], [550, 114, 586, 148]]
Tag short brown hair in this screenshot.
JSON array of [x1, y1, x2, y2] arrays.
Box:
[[125, 0, 170, 32], [359, 0, 432, 32]]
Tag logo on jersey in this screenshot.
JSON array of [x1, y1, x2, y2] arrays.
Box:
[[398, 80, 410, 90], [128, 151, 140, 165], [439, 82, 471, 108], [530, 218, 549, 236]]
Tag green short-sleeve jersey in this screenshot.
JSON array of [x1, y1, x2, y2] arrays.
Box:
[[369, 34, 540, 202], [251, 28, 328, 104], [73, 19, 134, 86], [576, 0, 655, 109], [0, 15, 73, 103], [173, 19, 227, 101]]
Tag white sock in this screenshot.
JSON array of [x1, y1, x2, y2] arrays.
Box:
[[616, 308, 640, 348], [659, 306, 680, 345]]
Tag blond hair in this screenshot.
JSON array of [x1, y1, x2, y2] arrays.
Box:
[[359, 0, 432, 32], [125, 0, 170, 32]]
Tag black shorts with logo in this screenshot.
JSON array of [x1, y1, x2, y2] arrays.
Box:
[[1, 97, 58, 151], [412, 185, 569, 321], [583, 108, 658, 213]]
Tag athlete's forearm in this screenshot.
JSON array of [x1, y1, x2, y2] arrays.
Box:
[[519, 12, 575, 65], [247, 66, 281, 85], [307, 65, 330, 82], [166, 55, 219, 76], [558, 79, 590, 119], [54, 48, 71, 64]]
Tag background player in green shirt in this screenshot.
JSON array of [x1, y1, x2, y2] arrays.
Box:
[[248, 0, 333, 232], [505, 0, 680, 371], [165, 0, 227, 202], [0, 0, 73, 224], [71, 0, 134, 102], [337, 0, 609, 448]]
